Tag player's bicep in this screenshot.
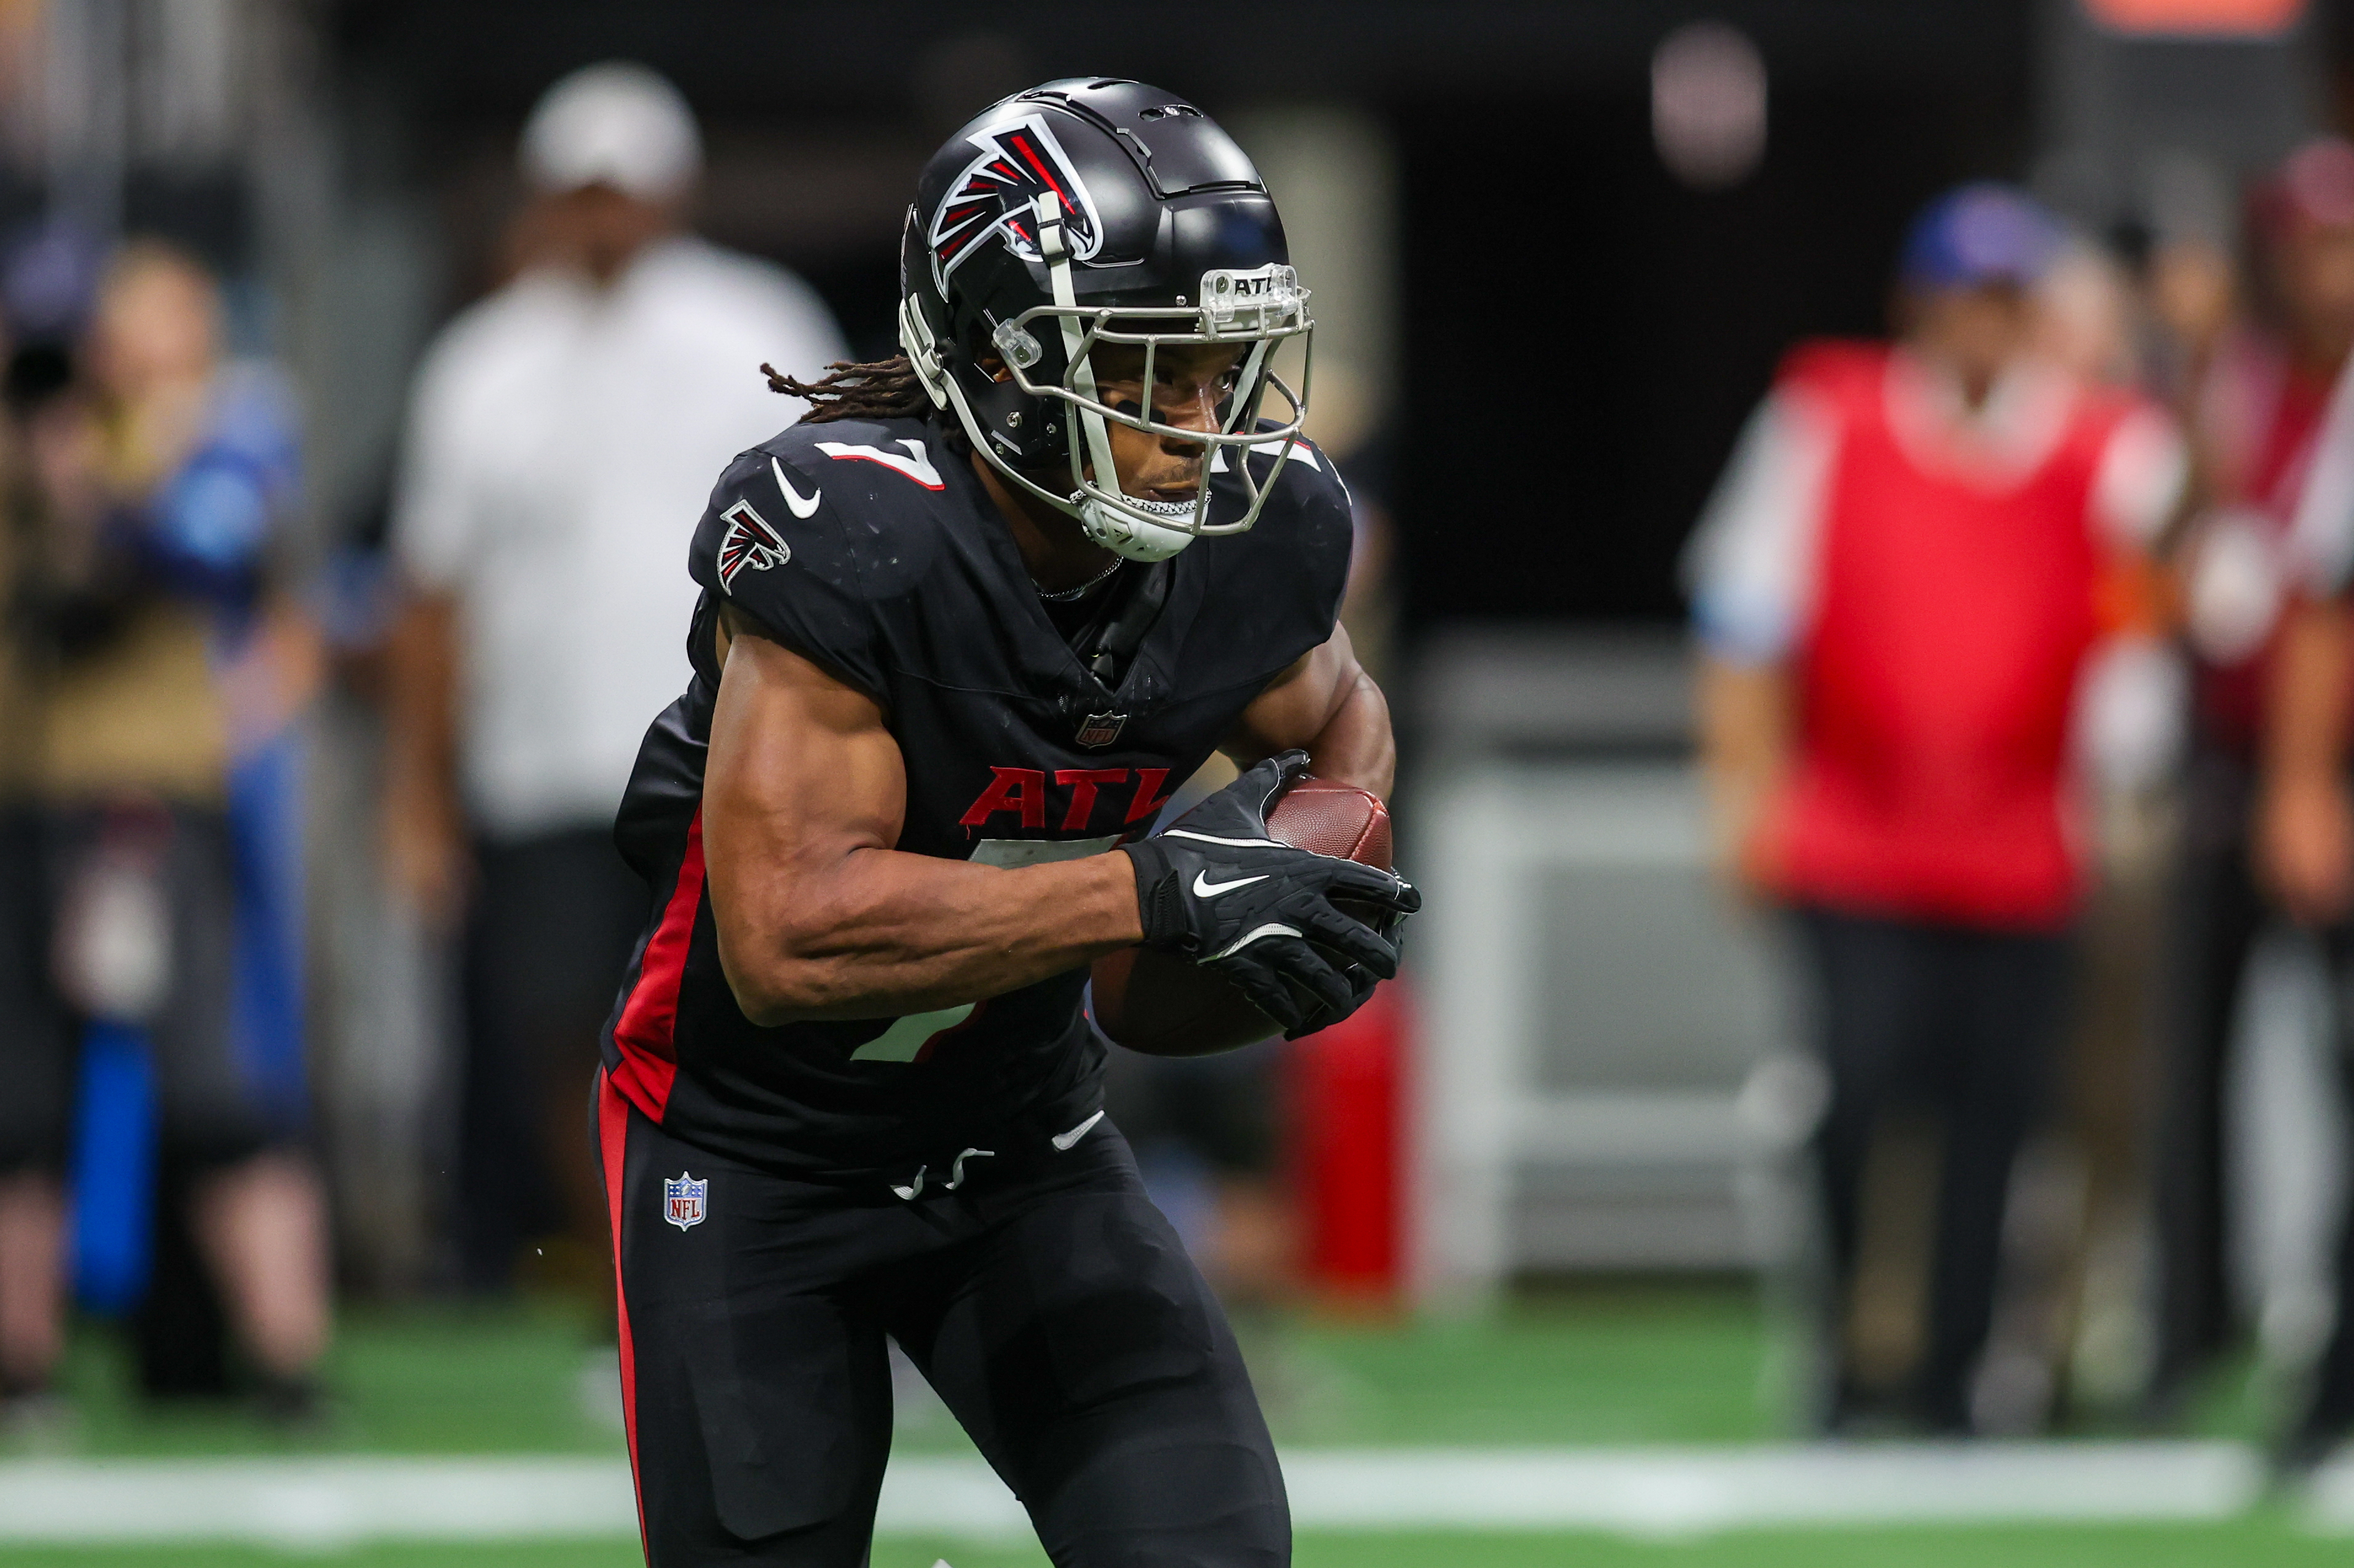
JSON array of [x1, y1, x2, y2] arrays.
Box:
[[704, 613, 906, 958]]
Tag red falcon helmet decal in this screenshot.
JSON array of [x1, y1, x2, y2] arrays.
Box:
[[928, 112, 1104, 289], [716, 497, 790, 593]]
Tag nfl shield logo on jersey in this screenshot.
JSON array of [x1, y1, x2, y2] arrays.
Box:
[[662, 1173, 708, 1232], [1074, 712, 1127, 748]]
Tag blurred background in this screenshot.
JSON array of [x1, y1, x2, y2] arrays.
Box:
[[18, 0, 2354, 1564]]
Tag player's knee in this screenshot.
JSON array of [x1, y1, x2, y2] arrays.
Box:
[[1033, 1420, 1289, 1568]]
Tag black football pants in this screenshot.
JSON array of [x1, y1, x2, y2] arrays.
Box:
[[1799, 906, 2072, 1433], [593, 1070, 1289, 1567]]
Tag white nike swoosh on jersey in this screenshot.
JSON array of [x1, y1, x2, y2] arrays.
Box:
[[1051, 1110, 1105, 1151], [771, 458, 821, 518], [1192, 870, 1270, 899]]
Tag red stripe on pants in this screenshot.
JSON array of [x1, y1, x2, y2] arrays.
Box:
[[598, 1070, 648, 1558], [610, 809, 706, 1120]]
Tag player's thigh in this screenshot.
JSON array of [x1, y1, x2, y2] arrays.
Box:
[[910, 1139, 1289, 1567], [601, 1079, 893, 1567]]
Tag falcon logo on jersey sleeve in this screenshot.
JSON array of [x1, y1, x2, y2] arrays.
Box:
[[928, 112, 1103, 287], [716, 497, 791, 593]]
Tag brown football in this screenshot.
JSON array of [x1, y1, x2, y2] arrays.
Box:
[[1090, 776, 1393, 1056]]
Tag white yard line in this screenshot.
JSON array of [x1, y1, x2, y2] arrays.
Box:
[[0, 1441, 2275, 1547], [1283, 1444, 2262, 1538], [0, 1458, 640, 1550]]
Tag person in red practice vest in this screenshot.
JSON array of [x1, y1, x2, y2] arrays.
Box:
[[2149, 138, 2354, 1421], [2251, 136, 2354, 1470], [1688, 184, 2184, 1435]]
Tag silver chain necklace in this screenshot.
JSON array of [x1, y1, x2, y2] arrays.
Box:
[[1035, 557, 1123, 602]]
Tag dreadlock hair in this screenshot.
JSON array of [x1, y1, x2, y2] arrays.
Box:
[[762, 355, 936, 425]]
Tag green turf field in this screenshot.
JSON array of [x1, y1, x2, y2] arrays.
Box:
[[22, 1280, 1793, 1459], [21, 1279, 2276, 1456], [0, 1282, 2323, 1566]]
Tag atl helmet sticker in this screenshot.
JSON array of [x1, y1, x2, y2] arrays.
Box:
[[716, 497, 791, 593], [928, 112, 1104, 290]]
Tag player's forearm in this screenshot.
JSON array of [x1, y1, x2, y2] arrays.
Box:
[[717, 848, 1143, 1026], [1305, 668, 1395, 798], [1226, 629, 1396, 798]]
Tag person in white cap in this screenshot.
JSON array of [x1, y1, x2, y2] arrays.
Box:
[[383, 61, 845, 1294]]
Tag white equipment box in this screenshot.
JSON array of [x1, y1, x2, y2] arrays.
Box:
[[1407, 631, 1801, 1303]]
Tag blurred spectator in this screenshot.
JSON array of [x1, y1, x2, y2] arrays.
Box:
[[384, 63, 845, 1293], [2251, 146, 2354, 1462], [0, 326, 45, 1416], [1688, 185, 2184, 1434], [0, 242, 328, 1420], [1965, 235, 2183, 1430], [2147, 139, 2354, 1420]]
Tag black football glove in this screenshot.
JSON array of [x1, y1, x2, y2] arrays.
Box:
[[1120, 751, 1420, 1038]]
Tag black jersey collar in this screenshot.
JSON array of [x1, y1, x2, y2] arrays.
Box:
[[944, 442, 1187, 712]]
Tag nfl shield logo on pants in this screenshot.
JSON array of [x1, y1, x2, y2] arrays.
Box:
[[662, 1173, 708, 1231]]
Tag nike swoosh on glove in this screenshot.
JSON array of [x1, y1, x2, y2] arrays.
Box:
[[1119, 750, 1421, 1038]]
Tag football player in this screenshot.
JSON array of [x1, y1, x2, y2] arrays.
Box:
[[594, 79, 1416, 1564]]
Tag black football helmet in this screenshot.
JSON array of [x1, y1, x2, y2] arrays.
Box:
[[898, 78, 1313, 560]]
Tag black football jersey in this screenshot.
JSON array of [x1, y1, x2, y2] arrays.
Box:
[[598, 413, 1351, 1181]]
